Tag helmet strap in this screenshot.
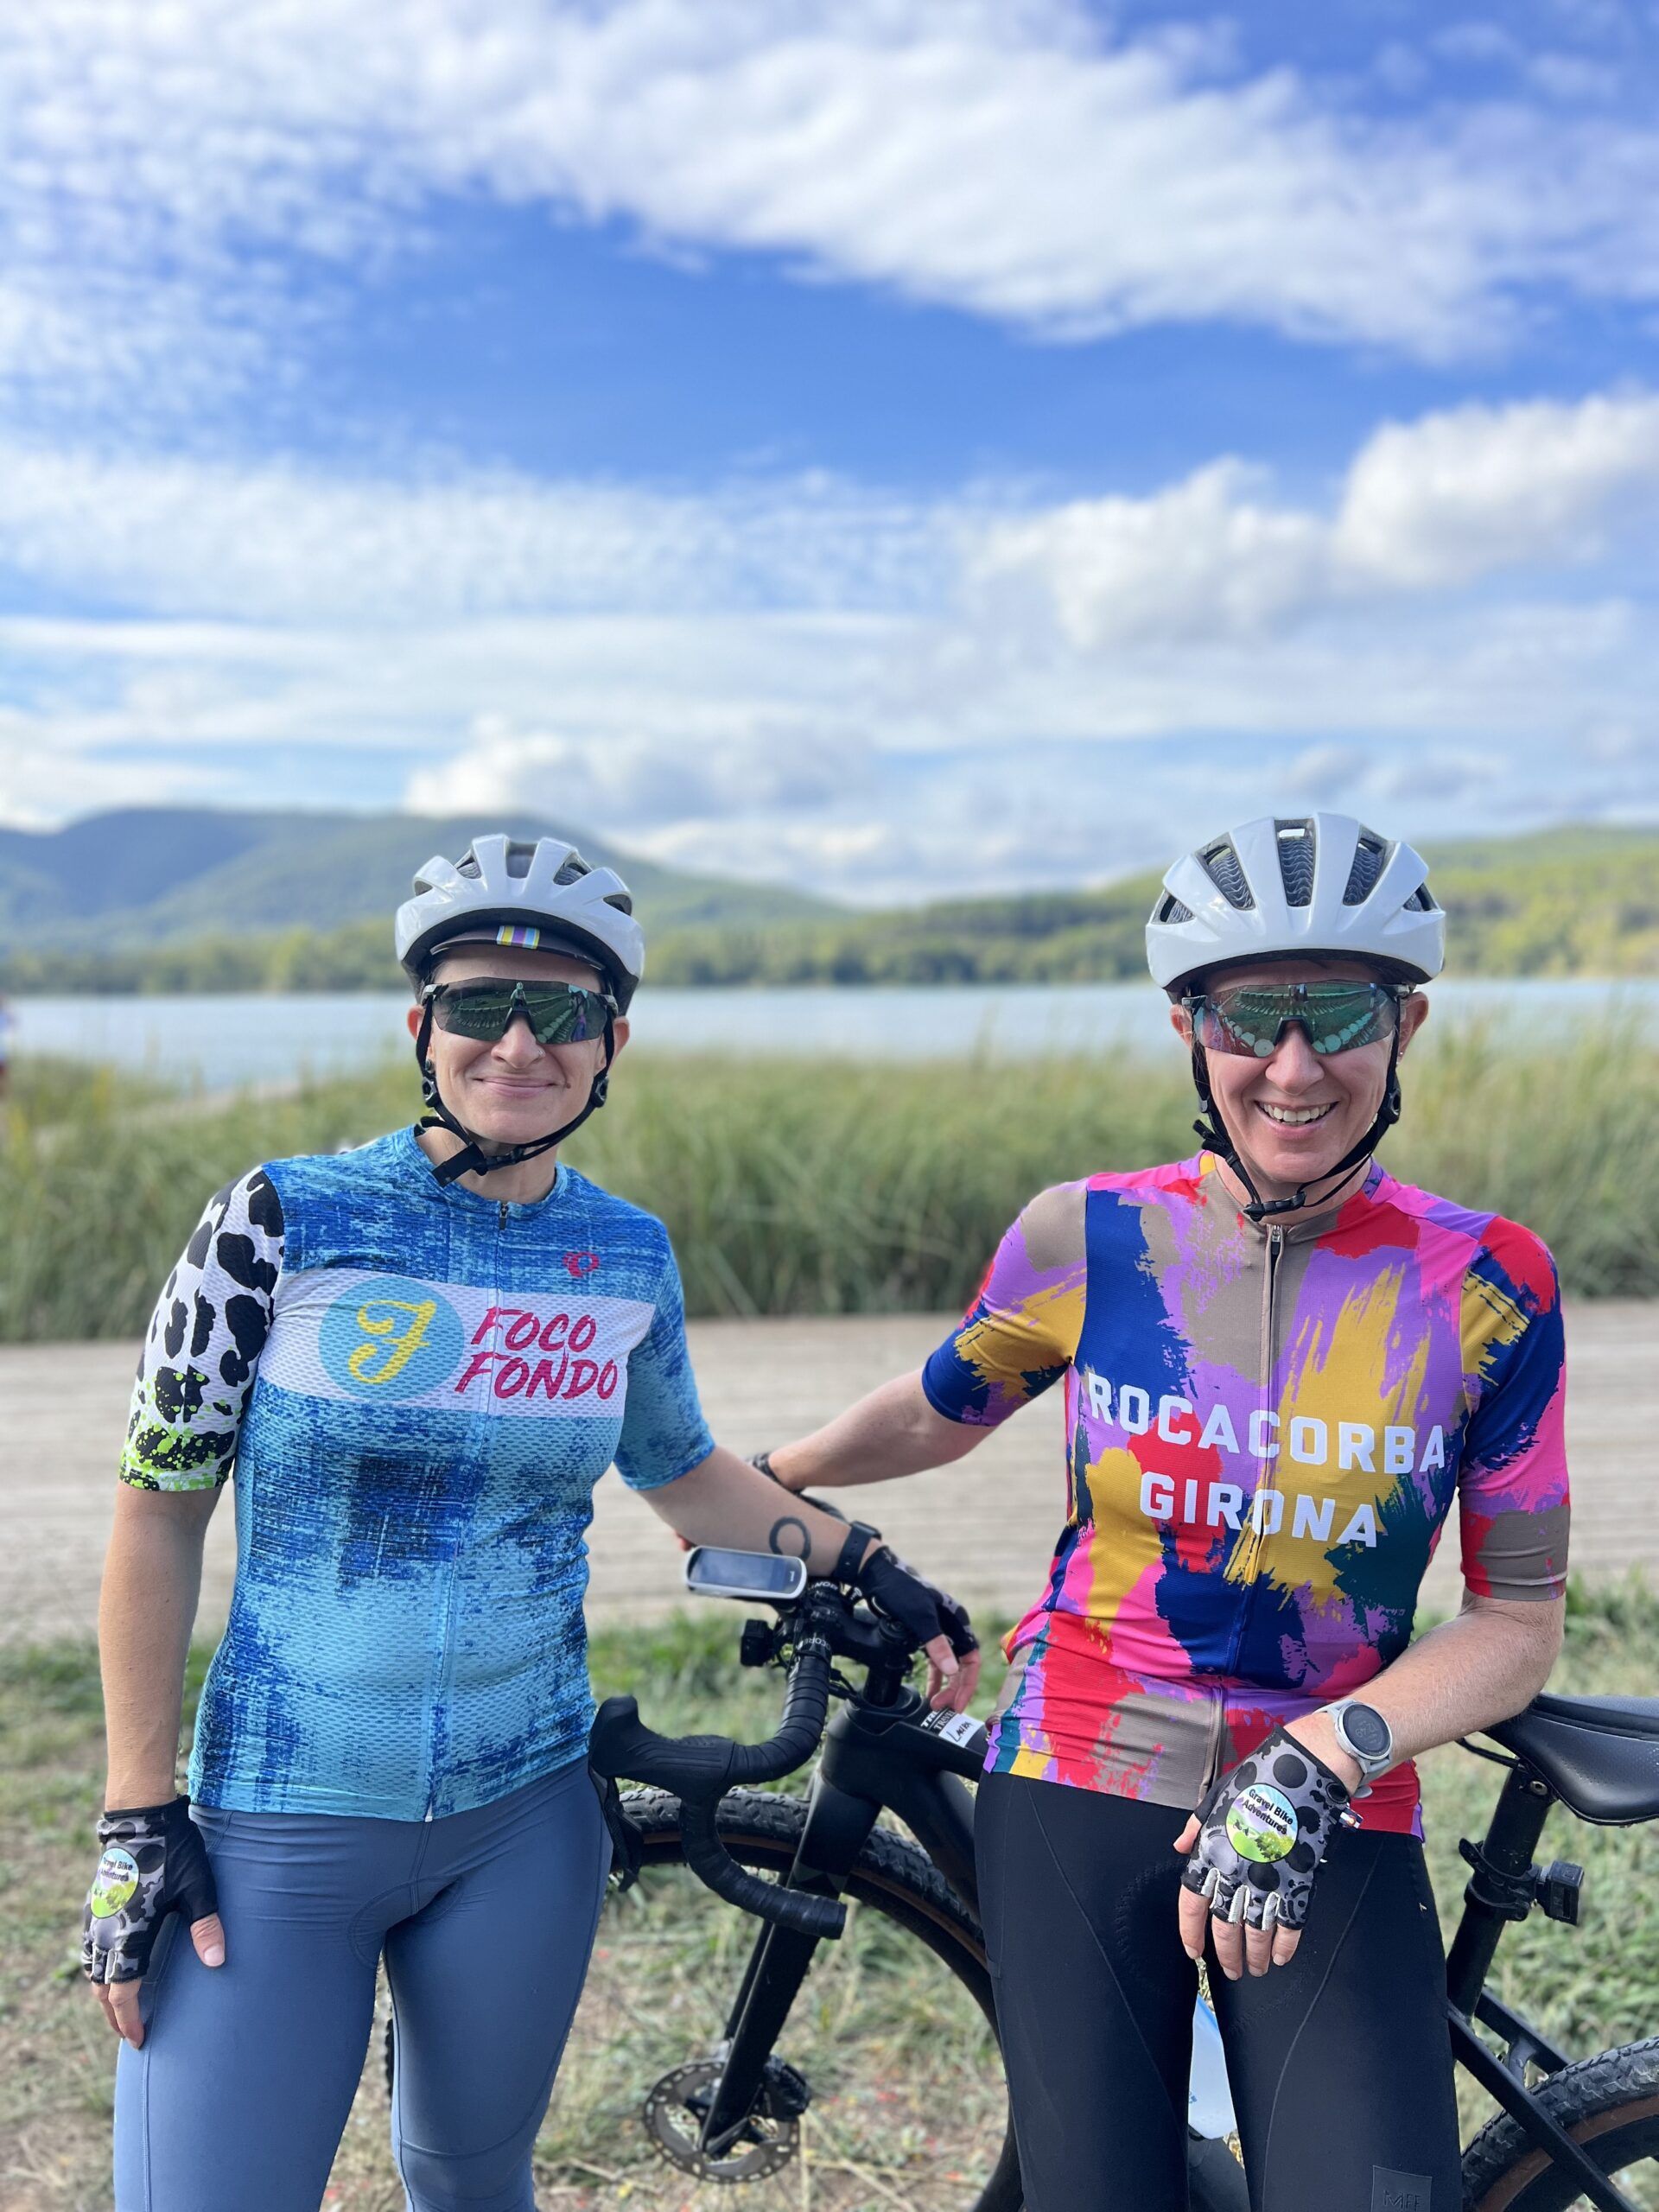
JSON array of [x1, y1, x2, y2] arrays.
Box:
[[1190, 1028, 1402, 1225], [412, 1001, 616, 1190]]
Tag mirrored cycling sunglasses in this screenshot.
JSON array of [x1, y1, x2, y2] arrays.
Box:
[[1185, 979, 1408, 1059], [423, 979, 615, 1046]]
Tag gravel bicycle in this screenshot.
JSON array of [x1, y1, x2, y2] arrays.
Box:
[[563, 1553, 1659, 2208]]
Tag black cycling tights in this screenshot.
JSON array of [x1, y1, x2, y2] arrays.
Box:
[[976, 1771, 1462, 2212]]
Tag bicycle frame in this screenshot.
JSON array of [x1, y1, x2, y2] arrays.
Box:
[[1445, 1761, 1638, 2212], [693, 1676, 1243, 2202]]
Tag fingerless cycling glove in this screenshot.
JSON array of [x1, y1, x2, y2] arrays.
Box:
[[82, 1796, 218, 1984], [1181, 1726, 1354, 1932], [855, 1546, 979, 1662]]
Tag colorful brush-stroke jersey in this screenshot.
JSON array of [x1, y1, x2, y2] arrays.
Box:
[[922, 1154, 1569, 1835], [120, 1128, 714, 1819]]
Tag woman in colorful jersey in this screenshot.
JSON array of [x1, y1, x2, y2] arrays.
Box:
[[760, 813, 1569, 2211], [81, 835, 977, 2212]]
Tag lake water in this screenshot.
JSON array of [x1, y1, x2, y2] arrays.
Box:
[[10, 978, 1656, 1093]]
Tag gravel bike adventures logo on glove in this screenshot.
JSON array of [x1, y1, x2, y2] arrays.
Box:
[[1224, 1783, 1298, 1864], [88, 1847, 139, 1918], [320, 1277, 467, 1398]]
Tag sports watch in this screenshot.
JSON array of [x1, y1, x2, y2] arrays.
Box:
[[1325, 1699, 1395, 1796]]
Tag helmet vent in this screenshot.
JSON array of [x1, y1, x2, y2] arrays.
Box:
[[1155, 893, 1195, 925], [1342, 831, 1390, 906], [604, 891, 633, 916], [1275, 819, 1316, 907], [1405, 883, 1438, 912], [1198, 839, 1254, 910], [553, 853, 590, 886]]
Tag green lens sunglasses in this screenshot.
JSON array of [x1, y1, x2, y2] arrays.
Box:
[[423, 980, 615, 1047], [1185, 979, 1408, 1059]]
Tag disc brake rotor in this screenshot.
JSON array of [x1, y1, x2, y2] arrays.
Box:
[[643, 2059, 800, 2183]]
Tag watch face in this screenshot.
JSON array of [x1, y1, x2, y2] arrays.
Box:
[[1341, 1703, 1391, 1758]]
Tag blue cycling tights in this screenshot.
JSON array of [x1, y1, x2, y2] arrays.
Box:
[[115, 1760, 609, 2212]]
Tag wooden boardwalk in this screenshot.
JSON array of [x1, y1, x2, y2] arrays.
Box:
[[3, 1306, 1653, 1644]]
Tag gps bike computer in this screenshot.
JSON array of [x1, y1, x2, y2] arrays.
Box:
[[683, 1548, 810, 1604]]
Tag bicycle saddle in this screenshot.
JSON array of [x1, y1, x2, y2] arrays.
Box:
[[1481, 1694, 1659, 1825]]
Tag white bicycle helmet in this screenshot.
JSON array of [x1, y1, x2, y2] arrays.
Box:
[[1146, 814, 1443, 996], [1147, 813, 1443, 1224], [396, 834, 645, 1012], [397, 834, 644, 1187]]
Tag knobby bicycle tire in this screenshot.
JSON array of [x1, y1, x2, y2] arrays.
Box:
[[584, 1785, 1026, 2212], [1463, 2037, 1659, 2210]]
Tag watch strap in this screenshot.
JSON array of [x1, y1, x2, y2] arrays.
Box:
[[831, 1522, 883, 1586]]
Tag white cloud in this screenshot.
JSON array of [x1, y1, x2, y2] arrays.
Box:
[[970, 462, 1324, 651], [6, 0, 1659, 432], [14, 387, 1649, 659], [1333, 390, 1659, 588], [404, 713, 862, 826], [972, 387, 1659, 646], [3, 384, 1659, 897], [0, 442, 954, 620]]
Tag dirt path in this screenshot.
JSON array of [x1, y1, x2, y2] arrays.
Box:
[[4, 1306, 1653, 1643]]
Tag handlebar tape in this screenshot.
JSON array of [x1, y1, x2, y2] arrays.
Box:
[[726, 1649, 833, 1785], [679, 1795, 847, 1940], [588, 1644, 844, 1939], [589, 1698, 743, 1795]]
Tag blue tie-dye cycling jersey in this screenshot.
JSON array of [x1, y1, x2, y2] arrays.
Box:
[[118, 1127, 714, 1819]]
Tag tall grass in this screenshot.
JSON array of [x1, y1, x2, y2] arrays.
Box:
[[3, 1020, 1654, 1342], [1390, 1020, 1659, 1296]]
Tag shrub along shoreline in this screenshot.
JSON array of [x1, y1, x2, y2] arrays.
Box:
[[3, 1020, 1655, 1344]]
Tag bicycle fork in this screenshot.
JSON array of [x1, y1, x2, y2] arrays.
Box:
[[696, 1765, 881, 2152], [697, 1692, 982, 2154]]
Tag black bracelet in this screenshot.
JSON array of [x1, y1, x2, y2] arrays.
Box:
[[750, 1449, 780, 1484]]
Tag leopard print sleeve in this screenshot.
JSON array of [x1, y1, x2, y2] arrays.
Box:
[[119, 1168, 285, 1492]]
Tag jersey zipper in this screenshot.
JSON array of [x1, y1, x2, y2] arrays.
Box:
[[1199, 1689, 1226, 1795], [1224, 1223, 1283, 1678]]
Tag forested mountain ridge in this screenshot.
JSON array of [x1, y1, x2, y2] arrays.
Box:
[[645, 826, 1659, 986], [0, 807, 830, 950], [2, 816, 1654, 989]]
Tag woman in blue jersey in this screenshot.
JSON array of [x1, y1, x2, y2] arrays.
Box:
[[82, 834, 978, 2212]]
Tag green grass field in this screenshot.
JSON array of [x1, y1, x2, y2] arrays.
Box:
[[3, 1589, 1656, 2210], [4, 1018, 1656, 1344]]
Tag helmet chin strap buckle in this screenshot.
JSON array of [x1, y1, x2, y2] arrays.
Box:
[[1242, 1188, 1313, 1224]]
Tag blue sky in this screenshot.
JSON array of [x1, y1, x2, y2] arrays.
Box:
[[2, 0, 1657, 901]]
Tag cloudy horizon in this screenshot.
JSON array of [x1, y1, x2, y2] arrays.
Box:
[[3, 0, 1657, 905]]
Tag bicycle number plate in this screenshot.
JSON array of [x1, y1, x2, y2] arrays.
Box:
[[920, 1708, 983, 1751]]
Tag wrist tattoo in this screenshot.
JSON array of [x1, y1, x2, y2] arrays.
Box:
[[767, 1515, 811, 1560]]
